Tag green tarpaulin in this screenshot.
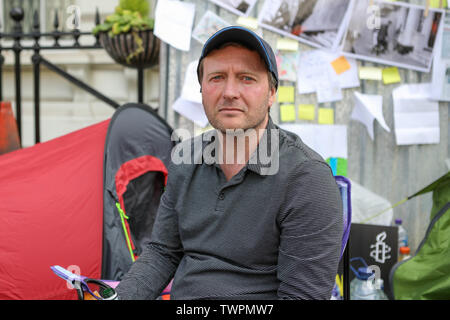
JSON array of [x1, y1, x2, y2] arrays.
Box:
[[390, 171, 450, 300]]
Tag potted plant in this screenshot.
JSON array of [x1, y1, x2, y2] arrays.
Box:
[[93, 0, 160, 69]]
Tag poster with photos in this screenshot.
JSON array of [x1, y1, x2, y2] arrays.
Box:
[[208, 0, 258, 17], [341, 0, 445, 72], [258, 0, 355, 51]]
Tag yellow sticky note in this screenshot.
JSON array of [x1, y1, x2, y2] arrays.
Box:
[[382, 67, 401, 84], [280, 104, 296, 122], [236, 16, 259, 30], [359, 66, 382, 81], [331, 56, 351, 75], [298, 104, 315, 121], [430, 0, 447, 8], [318, 108, 334, 125], [278, 86, 295, 103], [276, 38, 299, 51]]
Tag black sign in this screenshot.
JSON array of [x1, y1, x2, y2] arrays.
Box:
[[347, 223, 398, 299]]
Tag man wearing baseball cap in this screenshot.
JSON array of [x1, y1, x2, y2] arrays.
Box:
[[116, 26, 342, 300]]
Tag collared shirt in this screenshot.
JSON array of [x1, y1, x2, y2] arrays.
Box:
[[116, 118, 343, 300]]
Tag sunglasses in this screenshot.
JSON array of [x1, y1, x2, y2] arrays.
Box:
[[51, 265, 118, 300]]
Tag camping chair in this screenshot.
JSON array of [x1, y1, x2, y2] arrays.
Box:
[[335, 176, 352, 300]]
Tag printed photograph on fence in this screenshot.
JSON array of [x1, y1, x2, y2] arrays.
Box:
[[341, 0, 445, 72], [209, 0, 258, 17], [192, 11, 230, 44], [258, 0, 354, 51]]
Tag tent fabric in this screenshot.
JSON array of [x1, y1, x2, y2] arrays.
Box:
[[101, 103, 174, 281], [390, 171, 450, 300], [0, 120, 110, 299]]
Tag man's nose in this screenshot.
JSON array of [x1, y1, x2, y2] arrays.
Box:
[[222, 78, 240, 100]]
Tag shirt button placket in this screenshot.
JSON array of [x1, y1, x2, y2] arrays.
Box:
[[215, 191, 225, 211]]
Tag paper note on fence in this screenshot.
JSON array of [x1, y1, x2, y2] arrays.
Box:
[[298, 104, 315, 121], [297, 50, 359, 95], [278, 86, 295, 103], [392, 83, 440, 145], [280, 124, 347, 160], [351, 92, 390, 140], [172, 98, 209, 128], [280, 104, 296, 122], [154, 0, 195, 51], [192, 11, 230, 44], [359, 66, 383, 81], [181, 61, 202, 104]]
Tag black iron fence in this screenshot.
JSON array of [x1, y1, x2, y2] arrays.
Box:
[[0, 6, 149, 145]]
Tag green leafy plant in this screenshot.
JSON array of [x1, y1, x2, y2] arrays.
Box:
[[93, 0, 155, 64]]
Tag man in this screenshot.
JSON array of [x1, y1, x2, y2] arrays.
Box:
[[116, 26, 343, 300]]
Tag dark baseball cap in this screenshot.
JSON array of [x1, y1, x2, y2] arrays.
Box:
[[197, 26, 278, 90]]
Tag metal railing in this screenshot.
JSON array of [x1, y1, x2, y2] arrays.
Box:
[[0, 6, 147, 145]]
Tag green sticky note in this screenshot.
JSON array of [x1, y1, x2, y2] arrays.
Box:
[[318, 108, 334, 124], [298, 104, 315, 121], [359, 66, 382, 81], [336, 158, 348, 176], [278, 86, 295, 103], [382, 67, 401, 84], [326, 157, 347, 177], [280, 104, 296, 122]]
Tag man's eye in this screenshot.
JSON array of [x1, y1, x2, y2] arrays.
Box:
[[242, 76, 255, 81], [210, 75, 223, 81]]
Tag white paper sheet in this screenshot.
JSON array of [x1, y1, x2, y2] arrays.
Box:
[[154, 0, 196, 51], [181, 61, 202, 104], [172, 98, 209, 128], [392, 83, 440, 145], [351, 92, 390, 140], [280, 124, 347, 160], [297, 50, 360, 98], [192, 11, 230, 44], [173, 61, 209, 128]]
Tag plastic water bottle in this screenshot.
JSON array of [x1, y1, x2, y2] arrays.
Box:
[[395, 218, 408, 249], [350, 267, 388, 300]]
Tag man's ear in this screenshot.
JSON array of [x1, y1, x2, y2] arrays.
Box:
[[268, 87, 276, 108]]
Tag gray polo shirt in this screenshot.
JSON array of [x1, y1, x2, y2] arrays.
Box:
[[116, 118, 343, 300]]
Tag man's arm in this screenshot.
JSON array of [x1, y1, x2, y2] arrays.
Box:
[[277, 160, 343, 300], [115, 167, 184, 300]]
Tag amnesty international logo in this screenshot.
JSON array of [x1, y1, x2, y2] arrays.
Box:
[[370, 231, 391, 264]]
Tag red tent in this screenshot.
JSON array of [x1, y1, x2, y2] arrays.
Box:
[[0, 103, 174, 299], [0, 119, 109, 299]]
